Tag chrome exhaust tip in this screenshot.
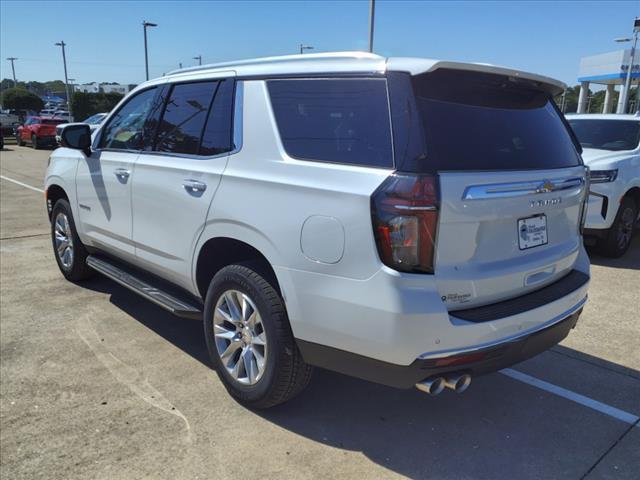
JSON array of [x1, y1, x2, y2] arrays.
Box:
[[443, 373, 472, 393], [416, 377, 445, 396]]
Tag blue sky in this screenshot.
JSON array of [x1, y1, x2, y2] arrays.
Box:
[[1, 0, 638, 87]]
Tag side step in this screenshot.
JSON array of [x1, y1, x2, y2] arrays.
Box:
[[86, 256, 202, 320]]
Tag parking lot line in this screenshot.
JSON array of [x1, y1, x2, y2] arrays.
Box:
[[501, 368, 640, 427], [0, 175, 44, 193]]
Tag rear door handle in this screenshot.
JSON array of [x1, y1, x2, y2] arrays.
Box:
[[114, 168, 130, 181], [183, 179, 207, 194]]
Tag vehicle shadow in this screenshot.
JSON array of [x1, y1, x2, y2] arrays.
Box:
[[587, 234, 640, 270], [81, 275, 209, 365], [79, 275, 640, 480]]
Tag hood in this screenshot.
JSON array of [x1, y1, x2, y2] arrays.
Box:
[[580, 148, 635, 169]]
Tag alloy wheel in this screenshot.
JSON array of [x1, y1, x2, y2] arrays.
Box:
[[213, 289, 268, 385], [54, 212, 74, 269], [616, 207, 635, 250]]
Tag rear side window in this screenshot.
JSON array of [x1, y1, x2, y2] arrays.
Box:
[[268, 79, 393, 168], [155, 81, 218, 155], [200, 80, 234, 156], [389, 70, 581, 172]]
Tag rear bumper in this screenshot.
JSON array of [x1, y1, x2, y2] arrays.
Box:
[[298, 304, 583, 389], [36, 135, 57, 146]]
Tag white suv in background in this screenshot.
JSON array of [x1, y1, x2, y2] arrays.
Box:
[[46, 53, 590, 408], [55, 112, 108, 144], [566, 114, 640, 257]]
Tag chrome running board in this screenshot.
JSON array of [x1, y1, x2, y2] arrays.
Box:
[[86, 255, 202, 320]]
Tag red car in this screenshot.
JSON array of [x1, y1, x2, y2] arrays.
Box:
[[16, 117, 66, 149]]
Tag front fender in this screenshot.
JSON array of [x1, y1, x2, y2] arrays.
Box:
[[45, 150, 82, 232]]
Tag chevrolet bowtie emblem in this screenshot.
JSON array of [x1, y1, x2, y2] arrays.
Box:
[[536, 180, 554, 193]]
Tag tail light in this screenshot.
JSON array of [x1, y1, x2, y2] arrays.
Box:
[[371, 173, 439, 273]]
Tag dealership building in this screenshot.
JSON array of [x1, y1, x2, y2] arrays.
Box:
[[577, 48, 640, 113]]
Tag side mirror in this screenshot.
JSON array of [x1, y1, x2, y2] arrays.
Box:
[[61, 124, 92, 155]]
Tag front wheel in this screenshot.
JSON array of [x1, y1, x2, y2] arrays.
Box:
[[16, 133, 25, 146], [599, 196, 637, 258], [203, 264, 313, 408], [31, 134, 39, 149], [50, 199, 94, 281]]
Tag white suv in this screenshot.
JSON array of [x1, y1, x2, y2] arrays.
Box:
[[46, 52, 590, 408], [566, 114, 640, 257]]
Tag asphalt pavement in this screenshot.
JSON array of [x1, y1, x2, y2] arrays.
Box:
[[1, 142, 639, 480]]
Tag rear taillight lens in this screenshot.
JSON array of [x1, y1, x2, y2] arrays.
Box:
[[371, 173, 439, 273]]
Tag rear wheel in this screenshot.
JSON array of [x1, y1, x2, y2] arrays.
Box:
[[203, 264, 313, 408], [599, 196, 637, 258], [51, 199, 94, 281]]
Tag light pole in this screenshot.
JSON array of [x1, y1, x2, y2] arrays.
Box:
[[6, 57, 17, 87], [615, 17, 640, 114], [55, 42, 71, 116], [299, 44, 314, 54], [142, 20, 158, 81], [193, 55, 202, 66], [368, 0, 375, 53]]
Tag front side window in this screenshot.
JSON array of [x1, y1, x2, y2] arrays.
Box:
[[154, 81, 218, 155], [83, 113, 107, 125], [568, 120, 640, 152], [99, 88, 157, 150], [267, 79, 393, 168]]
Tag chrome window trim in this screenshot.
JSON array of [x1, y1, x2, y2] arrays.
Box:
[[462, 176, 585, 200]]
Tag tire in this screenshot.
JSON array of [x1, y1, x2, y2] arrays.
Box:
[[32, 134, 39, 149], [16, 133, 25, 146], [51, 199, 94, 281], [598, 196, 637, 258], [203, 264, 313, 409]]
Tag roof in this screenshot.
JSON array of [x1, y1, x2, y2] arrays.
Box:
[[144, 51, 565, 95], [566, 113, 640, 121]]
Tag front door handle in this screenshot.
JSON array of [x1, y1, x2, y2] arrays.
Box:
[[183, 179, 207, 194], [114, 168, 130, 181]]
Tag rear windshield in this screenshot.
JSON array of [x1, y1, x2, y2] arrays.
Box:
[[568, 119, 640, 151], [389, 70, 581, 172]]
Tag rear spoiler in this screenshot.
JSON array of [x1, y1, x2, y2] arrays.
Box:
[[386, 58, 565, 97]]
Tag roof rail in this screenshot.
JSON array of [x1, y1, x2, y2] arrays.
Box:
[[167, 51, 383, 76]]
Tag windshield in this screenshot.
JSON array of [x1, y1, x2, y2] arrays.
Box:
[[388, 70, 581, 172], [568, 119, 640, 151]]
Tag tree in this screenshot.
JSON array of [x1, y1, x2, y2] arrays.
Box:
[[0, 87, 43, 111], [70, 91, 123, 121]]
